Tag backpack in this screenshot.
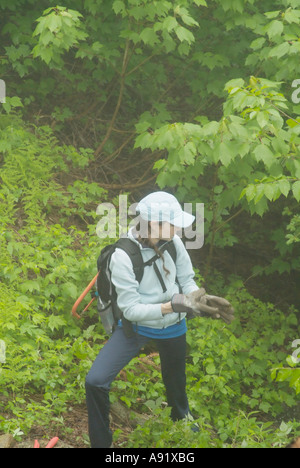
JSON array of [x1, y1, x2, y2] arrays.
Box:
[[96, 237, 177, 337]]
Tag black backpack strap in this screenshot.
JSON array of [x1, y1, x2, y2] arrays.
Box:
[[114, 238, 144, 283], [141, 240, 181, 294], [105, 238, 143, 338], [164, 241, 177, 264], [143, 240, 176, 267]]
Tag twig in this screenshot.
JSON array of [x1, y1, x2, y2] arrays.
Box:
[[215, 208, 244, 233]]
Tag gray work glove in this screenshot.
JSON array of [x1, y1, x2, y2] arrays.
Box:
[[171, 288, 235, 324], [172, 288, 217, 316], [201, 293, 235, 324]]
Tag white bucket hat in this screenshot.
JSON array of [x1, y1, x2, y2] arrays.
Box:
[[136, 191, 195, 228]]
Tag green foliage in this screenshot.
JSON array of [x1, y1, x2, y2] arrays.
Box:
[[0, 115, 108, 436], [122, 286, 300, 448], [32, 6, 88, 67], [286, 213, 300, 244], [135, 75, 300, 275], [271, 355, 300, 395], [1, 122, 298, 445], [136, 76, 300, 212], [186, 288, 299, 419], [0, 0, 299, 448]]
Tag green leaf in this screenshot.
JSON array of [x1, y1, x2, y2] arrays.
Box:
[[244, 184, 256, 202], [219, 141, 233, 167], [2, 101, 11, 113], [113, 0, 125, 15], [193, 0, 207, 6], [153, 159, 167, 170], [39, 48, 53, 65], [201, 120, 220, 136], [286, 119, 299, 128], [256, 111, 269, 128], [206, 362, 216, 375], [48, 315, 67, 332], [263, 183, 276, 201], [140, 27, 159, 46], [163, 16, 178, 32], [254, 184, 265, 204], [120, 395, 132, 407], [180, 11, 199, 28], [266, 20, 284, 40], [269, 42, 290, 59], [178, 141, 197, 164], [292, 180, 300, 202], [20, 280, 41, 293], [284, 8, 300, 24], [294, 160, 300, 178], [62, 282, 78, 298], [3, 96, 23, 111], [224, 78, 245, 91], [277, 178, 290, 198], [134, 132, 153, 150], [259, 401, 272, 413], [264, 10, 281, 19], [250, 37, 266, 50], [175, 26, 195, 44], [253, 144, 274, 168], [46, 14, 62, 33]]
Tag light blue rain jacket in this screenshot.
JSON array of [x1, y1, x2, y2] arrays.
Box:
[[109, 228, 199, 330]]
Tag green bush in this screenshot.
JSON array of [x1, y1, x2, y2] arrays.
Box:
[[0, 115, 299, 447], [124, 288, 300, 448], [0, 115, 107, 436]]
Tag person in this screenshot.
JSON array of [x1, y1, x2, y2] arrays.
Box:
[[85, 191, 234, 448]]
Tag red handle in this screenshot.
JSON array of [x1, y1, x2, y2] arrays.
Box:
[[71, 273, 99, 319], [45, 437, 59, 448]]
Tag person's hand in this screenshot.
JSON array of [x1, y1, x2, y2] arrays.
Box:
[[171, 288, 219, 316], [171, 288, 235, 324], [202, 294, 235, 324]]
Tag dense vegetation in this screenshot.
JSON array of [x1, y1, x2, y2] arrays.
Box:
[[0, 0, 299, 447]]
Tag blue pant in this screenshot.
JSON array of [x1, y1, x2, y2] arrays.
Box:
[[85, 327, 189, 448]]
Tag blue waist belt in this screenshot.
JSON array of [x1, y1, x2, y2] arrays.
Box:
[[118, 318, 187, 339]]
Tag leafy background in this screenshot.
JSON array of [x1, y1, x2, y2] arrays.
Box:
[[0, 0, 299, 448]]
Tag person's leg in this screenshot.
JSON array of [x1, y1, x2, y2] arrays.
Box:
[[85, 327, 149, 448], [155, 333, 190, 421]]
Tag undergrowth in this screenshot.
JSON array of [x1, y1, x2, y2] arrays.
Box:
[[0, 115, 299, 447]]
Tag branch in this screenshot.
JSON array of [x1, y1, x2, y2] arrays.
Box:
[[270, 103, 300, 126], [126, 53, 156, 77], [215, 208, 244, 233], [94, 40, 131, 158], [101, 132, 135, 165]]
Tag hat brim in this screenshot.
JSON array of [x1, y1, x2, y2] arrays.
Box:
[[170, 211, 195, 228]]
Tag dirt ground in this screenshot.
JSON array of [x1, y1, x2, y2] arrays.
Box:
[[12, 403, 89, 448], [10, 401, 135, 448]]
